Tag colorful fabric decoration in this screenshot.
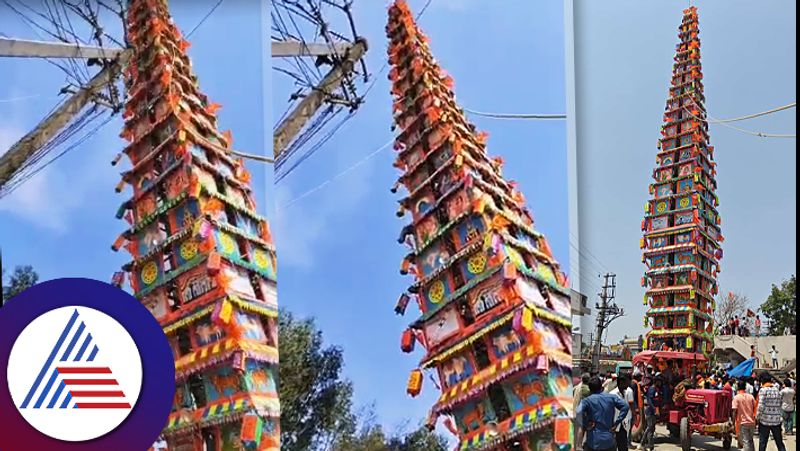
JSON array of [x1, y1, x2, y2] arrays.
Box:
[[401, 329, 416, 353], [240, 414, 263, 446], [394, 293, 410, 315], [407, 369, 423, 397]]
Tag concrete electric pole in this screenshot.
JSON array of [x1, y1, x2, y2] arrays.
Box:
[[591, 273, 624, 372]]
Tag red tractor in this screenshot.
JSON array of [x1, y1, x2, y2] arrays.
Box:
[[677, 388, 734, 450], [630, 351, 734, 451]]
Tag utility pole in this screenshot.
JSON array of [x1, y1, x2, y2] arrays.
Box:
[[592, 273, 624, 372], [271, 0, 369, 161], [271, 38, 367, 159], [0, 45, 131, 189]]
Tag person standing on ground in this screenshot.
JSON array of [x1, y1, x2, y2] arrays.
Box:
[[610, 374, 634, 451], [733, 379, 757, 451], [574, 373, 591, 451], [755, 315, 762, 336], [756, 372, 787, 451], [630, 372, 643, 446], [780, 378, 795, 435], [603, 373, 616, 393], [770, 345, 780, 369], [642, 374, 662, 451], [577, 376, 629, 451]]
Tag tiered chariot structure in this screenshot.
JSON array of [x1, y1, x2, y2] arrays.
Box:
[[113, 0, 280, 449], [387, 2, 573, 450], [640, 6, 722, 357]]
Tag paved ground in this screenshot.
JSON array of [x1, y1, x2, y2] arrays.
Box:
[[639, 425, 797, 451]]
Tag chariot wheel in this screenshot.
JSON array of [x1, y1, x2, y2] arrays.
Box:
[[679, 417, 691, 451]]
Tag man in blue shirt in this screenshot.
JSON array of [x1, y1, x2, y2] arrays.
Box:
[[577, 376, 630, 451], [642, 373, 664, 451]]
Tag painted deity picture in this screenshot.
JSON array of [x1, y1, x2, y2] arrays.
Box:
[[441, 354, 473, 387], [490, 326, 523, 358], [195, 318, 225, 346]]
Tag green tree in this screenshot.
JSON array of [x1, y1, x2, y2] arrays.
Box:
[[2, 265, 39, 303], [386, 425, 449, 451], [335, 410, 448, 451], [278, 309, 450, 451], [279, 309, 357, 451], [760, 274, 796, 335]]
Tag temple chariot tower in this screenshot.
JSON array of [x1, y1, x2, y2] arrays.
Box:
[[641, 6, 722, 357], [114, 0, 280, 449], [388, 2, 573, 449]]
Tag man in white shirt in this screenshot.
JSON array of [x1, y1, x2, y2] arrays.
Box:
[[770, 346, 780, 369], [610, 373, 634, 451], [604, 373, 618, 393], [745, 377, 755, 395], [780, 379, 795, 435]]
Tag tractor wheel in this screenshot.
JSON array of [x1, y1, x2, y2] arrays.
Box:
[[668, 423, 680, 438], [680, 417, 691, 451], [722, 433, 732, 450]]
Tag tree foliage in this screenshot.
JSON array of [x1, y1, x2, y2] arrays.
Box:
[[278, 309, 356, 451], [760, 274, 796, 335], [278, 309, 449, 451], [335, 415, 448, 451], [2, 265, 39, 303]]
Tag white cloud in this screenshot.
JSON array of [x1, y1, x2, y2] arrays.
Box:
[[273, 145, 376, 270], [0, 124, 117, 234]]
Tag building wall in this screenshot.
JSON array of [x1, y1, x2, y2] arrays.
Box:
[[714, 334, 797, 368]]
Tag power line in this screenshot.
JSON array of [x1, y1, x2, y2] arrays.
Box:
[[280, 136, 394, 209], [464, 108, 567, 121], [0, 93, 50, 103], [186, 0, 224, 38], [684, 98, 796, 139], [709, 102, 796, 124]]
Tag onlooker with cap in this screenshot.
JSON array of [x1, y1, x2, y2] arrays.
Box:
[[780, 378, 795, 435], [756, 372, 787, 451], [733, 379, 757, 451]]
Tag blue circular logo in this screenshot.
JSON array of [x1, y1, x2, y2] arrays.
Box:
[[0, 278, 174, 451]]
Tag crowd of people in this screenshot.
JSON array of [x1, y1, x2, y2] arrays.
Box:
[[720, 315, 761, 337], [574, 366, 796, 451], [719, 314, 796, 337]]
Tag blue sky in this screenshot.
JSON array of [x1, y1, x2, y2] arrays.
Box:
[[272, 0, 569, 434], [573, 1, 797, 343], [0, 3, 268, 287]]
